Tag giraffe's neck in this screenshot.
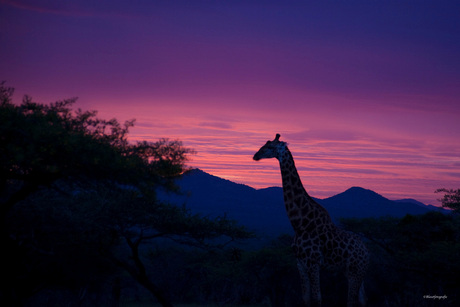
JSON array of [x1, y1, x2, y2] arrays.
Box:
[[278, 147, 317, 231], [279, 149, 307, 198]]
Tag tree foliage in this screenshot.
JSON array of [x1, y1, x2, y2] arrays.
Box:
[[0, 81, 194, 214], [0, 82, 253, 306]]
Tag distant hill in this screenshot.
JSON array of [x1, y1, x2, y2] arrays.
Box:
[[158, 169, 292, 238], [158, 169, 448, 239], [394, 198, 447, 212], [320, 187, 434, 219]]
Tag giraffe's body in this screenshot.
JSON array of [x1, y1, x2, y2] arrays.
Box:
[[254, 134, 369, 307]]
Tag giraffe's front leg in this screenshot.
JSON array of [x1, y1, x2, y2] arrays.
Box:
[[308, 264, 321, 307], [297, 260, 310, 306], [297, 260, 321, 307]]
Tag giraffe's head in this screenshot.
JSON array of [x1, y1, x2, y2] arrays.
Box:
[[253, 134, 287, 161]]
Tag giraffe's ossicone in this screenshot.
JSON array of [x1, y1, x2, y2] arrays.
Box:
[[254, 134, 369, 307]]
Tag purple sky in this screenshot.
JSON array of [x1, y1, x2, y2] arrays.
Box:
[[1, 0, 460, 205]]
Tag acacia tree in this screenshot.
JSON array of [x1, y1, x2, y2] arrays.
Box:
[[0, 82, 190, 221], [0, 82, 253, 306], [436, 188, 460, 213]]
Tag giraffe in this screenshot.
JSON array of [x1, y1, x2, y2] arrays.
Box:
[[253, 134, 369, 307]]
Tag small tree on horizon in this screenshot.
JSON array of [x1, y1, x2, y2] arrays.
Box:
[[435, 188, 460, 213]]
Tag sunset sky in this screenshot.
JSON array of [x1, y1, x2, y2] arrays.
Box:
[[1, 0, 459, 205]]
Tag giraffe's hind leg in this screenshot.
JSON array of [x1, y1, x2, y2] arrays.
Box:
[[347, 276, 367, 307], [359, 282, 367, 306], [347, 235, 369, 306], [347, 254, 368, 307]]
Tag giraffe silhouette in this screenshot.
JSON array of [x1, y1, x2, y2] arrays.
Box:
[[253, 134, 369, 307]]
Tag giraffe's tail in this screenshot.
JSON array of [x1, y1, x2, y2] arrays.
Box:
[[359, 282, 367, 306]]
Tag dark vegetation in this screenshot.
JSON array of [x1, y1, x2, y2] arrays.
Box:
[[341, 212, 460, 306], [0, 82, 252, 307], [1, 82, 459, 306]]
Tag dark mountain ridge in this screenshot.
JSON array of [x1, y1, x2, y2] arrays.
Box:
[[158, 169, 448, 238], [320, 187, 434, 219]]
